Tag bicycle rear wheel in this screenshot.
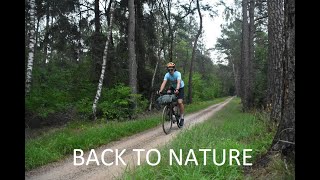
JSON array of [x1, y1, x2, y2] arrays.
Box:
[[162, 105, 172, 134]]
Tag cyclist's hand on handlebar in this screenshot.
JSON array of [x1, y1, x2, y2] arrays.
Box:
[[156, 90, 162, 95], [174, 89, 179, 94]]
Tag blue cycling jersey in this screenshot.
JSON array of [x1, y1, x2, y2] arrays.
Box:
[[164, 71, 184, 89]]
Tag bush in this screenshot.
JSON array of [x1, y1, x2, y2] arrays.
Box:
[[25, 57, 150, 125], [75, 97, 93, 118], [99, 84, 148, 121]]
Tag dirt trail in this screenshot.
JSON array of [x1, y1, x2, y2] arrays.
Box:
[[25, 97, 233, 180]]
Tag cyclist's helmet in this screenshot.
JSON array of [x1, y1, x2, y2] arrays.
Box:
[[166, 62, 176, 69]]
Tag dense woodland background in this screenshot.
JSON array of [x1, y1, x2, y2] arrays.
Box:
[[25, 0, 294, 158]]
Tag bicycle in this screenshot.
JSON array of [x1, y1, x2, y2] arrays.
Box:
[[157, 89, 181, 134]]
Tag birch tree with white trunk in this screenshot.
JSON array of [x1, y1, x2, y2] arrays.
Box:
[[25, 0, 36, 95], [92, 1, 115, 120]]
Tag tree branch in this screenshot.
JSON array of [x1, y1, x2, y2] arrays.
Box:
[[177, 0, 194, 21], [76, 3, 95, 12], [78, 9, 92, 14], [255, 15, 268, 22]]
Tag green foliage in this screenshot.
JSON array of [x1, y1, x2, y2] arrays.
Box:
[[130, 93, 149, 114], [25, 58, 96, 118], [26, 59, 147, 123], [253, 31, 268, 107], [75, 97, 92, 117], [25, 65, 73, 117], [184, 72, 224, 103], [98, 84, 148, 121], [187, 72, 203, 102]]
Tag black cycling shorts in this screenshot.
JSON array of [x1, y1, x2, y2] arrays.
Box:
[[170, 87, 184, 100]]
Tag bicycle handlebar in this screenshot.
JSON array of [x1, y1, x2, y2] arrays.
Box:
[[158, 88, 178, 96]]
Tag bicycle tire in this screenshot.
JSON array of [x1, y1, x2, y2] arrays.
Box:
[[162, 105, 172, 134]]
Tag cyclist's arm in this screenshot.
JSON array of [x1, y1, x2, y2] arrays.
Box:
[[159, 80, 167, 93], [176, 72, 182, 90], [176, 79, 181, 90]]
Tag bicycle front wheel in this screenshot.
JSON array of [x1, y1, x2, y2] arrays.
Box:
[[162, 105, 172, 134]]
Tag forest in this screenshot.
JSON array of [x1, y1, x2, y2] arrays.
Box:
[[25, 0, 237, 125], [25, 0, 295, 178]]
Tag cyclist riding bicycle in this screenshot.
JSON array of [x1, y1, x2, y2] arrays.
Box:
[[158, 62, 185, 127]]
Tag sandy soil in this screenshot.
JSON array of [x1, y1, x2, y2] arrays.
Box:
[[25, 97, 233, 180]]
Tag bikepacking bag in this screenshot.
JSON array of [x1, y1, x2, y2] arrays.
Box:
[[156, 94, 177, 105]]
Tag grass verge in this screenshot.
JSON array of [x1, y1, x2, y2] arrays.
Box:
[[122, 98, 287, 179]]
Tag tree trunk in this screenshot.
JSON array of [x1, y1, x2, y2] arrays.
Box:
[[247, 0, 255, 108], [267, 0, 284, 122], [232, 60, 240, 96], [241, 0, 250, 110], [128, 0, 137, 95], [94, 0, 101, 33], [92, 2, 115, 120], [104, 0, 114, 87], [148, 20, 166, 110], [25, 7, 29, 62], [136, 0, 146, 93], [34, 16, 40, 61], [47, 16, 53, 63], [92, 0, 104, 81], [148, 60, 159, 111], [77, 2, 82, 62], [244, 0, 255, 110], [165, 0, 173, 62], [169, 27, 174, 62], [270, 0, 295, 157], [148, 27, 164, 110], [25, 0, 36, 95], [188, 0, 202, 104], [183, 49, 188, 75], [43, 5, 50, 65], [161, 26, 167, 61]]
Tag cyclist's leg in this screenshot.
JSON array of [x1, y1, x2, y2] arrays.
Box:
[[177, 88, 185, 127], [177, 99, 184, 116]]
